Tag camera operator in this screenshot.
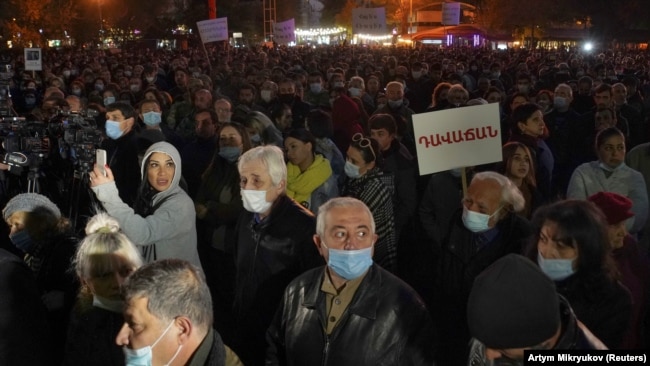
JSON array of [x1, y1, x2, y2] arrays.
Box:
[[100, 102, 141, 206]]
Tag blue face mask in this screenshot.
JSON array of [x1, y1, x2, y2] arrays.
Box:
[[323, 242, 373, 280], [344, 160, 361, 179], [104, 96, 116, 106], [218, 146, 241, 163], [462, 206, 502, 233], [10, 230, 36, 253], [250, 134, 262, 144], [388, 99, 403, 109], [537, 252, 575, 281], [142, 111, 162, 126], [123, 320, 182, 366], [105, 120, 124, 140]]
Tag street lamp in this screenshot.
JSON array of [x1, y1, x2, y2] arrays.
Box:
[[98, 0, 104, 47]]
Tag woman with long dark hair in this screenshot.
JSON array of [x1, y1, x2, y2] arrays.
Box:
[[89, 141, 201, 267], [526, 199, 632, 348]]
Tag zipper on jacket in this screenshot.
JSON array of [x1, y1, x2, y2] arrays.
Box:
[[321, 336, 330, 366]]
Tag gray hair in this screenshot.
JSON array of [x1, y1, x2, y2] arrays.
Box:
[[122, 259, 213, 333], [316, 197, 375, 237], [238, 145, 287, 190], [554, 83, 573, 97], [73, 212, 143, 279], [471, 171, 525, 213]]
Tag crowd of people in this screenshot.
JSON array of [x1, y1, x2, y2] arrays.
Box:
[[1, 42, 650, 365]]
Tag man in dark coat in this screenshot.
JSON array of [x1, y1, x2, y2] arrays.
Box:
[[266, 197, 435, 365], [435, 172, 532, 366], [233, 145, 323, 365]]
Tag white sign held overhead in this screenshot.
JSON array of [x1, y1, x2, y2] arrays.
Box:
[[24, 48, 42, 71], [442, 2, 461, 26], [273, 19, 296, 45], [196, 17, 229, 43], [352, 7, 387, 35], [412, 103, 502, 175]]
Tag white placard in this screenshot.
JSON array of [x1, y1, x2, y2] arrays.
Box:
[[442, 2, 461, 26], [413, 103, 502, 175], [24, 48, 42, 71], [196, 17, 229, 43], [352, 7, 387, 35], [273, 19, 296, 45]]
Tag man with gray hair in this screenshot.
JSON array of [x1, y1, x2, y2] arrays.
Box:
[[116, 259, 242, 366], [232, 145, 323, 365], [434, 171, 532, 366], [266, 197, 435, 365]]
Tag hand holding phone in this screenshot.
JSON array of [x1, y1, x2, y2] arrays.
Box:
[[96, 149, 107, 177]]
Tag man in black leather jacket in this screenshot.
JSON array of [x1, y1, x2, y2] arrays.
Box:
[[265, 197, 436, 365], [466, 254, 606, 366]]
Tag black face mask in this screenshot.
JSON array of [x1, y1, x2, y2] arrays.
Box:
[[278, 93, 295, 104]]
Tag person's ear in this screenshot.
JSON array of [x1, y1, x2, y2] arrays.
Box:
[[313, 234, 324, 254], [275, 179, 286, 194], [174, 316, 193, 345]]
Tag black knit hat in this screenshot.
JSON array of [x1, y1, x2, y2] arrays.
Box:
[[467, 254, 560, 349]]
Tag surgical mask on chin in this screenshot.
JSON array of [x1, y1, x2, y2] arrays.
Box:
[[143, 111, 162, 126], [123, 320, 182, 366], [218, 146, 241, 163], [324, 242, 373, 280], [241, 189, 273, 214], [462, 206, 502, 233], [537, 252, 575, 281], [344, 161, 362, 179], [599, 161, 624, 172], [10, 230, 36, 253], [260, 90, 273, 103], [105, 120, 124, 140], [388, 99, 403, 109]]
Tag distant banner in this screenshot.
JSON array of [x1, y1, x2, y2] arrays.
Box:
[[413, 103, 502, 175], [442, 2, 461, 26], [273, 19, 296, 44], [196, 17, 229, 43], [352, 7, 387, 35], [24, 48, 42, 71]]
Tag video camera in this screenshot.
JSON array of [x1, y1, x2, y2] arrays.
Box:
[[53, 108, 104, 173], [0, 116, 51, 174]]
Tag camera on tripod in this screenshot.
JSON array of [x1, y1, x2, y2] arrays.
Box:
[[55, 108, 104, 174], [0, 116, 51, 174]]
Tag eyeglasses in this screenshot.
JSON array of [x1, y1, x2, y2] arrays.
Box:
[[352, 133, 376, 161]]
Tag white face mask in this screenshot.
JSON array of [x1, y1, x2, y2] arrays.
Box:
[[260, 90, 273, 103], [123, 320, 182, 366], [241, 189, 273, 214], [344, 160, 362, 179]]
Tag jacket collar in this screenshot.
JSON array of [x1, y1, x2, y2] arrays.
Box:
[[303, 264, 381, 321]]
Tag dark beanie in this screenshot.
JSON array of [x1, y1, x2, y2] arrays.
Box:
[[467, 254, 560, 349]]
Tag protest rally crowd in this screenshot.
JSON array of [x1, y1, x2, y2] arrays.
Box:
[[1, 42, 650, 366]]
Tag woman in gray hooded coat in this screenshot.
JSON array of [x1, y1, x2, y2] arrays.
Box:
[[89, 141, 201, 268]]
